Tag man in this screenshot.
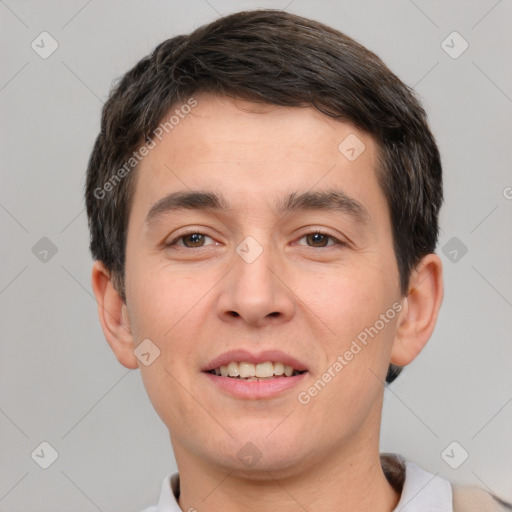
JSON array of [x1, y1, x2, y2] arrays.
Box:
[[85, 9, 511, 511]]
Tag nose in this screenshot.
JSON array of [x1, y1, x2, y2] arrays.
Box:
[[216, 237, 296, 328]]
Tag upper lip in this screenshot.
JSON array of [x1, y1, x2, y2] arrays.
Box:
[[202, 349, 309, 372]]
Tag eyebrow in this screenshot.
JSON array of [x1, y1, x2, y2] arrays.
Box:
[[145, 188, 370, 226]]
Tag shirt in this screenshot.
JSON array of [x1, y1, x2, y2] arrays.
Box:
[[140, 455, 454, 512]]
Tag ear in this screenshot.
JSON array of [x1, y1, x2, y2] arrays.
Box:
[[390, 253, 444, 367], [91, 261, 139, 369]]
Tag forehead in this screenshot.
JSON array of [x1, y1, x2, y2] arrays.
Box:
[[156, 94, 375, 165], [130, 93, 385, 222]]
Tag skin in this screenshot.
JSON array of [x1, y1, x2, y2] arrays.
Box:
[[92, 93, 443, 512]]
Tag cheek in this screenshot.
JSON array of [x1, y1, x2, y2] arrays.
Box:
[[127, 267, 210, 430], [126, 264, 201, 388], [293, 257, 399, 395], [296, 259, 392, 335], [127, 258, 207, 341], [297, 272, 397, 435]]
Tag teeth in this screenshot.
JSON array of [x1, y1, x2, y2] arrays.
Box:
[[274, 362, 284, 375], [238, 362, 255, 378], [211, 361, 303, 378], [255, 362, 273, 377], [227, 361, 240, 377]]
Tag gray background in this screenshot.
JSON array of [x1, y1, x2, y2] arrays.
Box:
[[1, 0, 511, 510]]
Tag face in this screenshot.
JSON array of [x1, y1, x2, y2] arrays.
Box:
[[123, 94, 403, 475]]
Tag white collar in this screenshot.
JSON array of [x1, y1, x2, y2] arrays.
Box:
[[143, 459, 453, 512], [392, 462, 452, 511]]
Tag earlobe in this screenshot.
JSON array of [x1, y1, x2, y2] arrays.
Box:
[[390, 254, 444, 367], [91, 261, 139, 370]]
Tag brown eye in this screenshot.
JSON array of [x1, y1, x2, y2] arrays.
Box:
[[166, 232, 216, 248], [305, 232, 331, 247], [181, 233, 206, 247], [295, 231, 346, 249]]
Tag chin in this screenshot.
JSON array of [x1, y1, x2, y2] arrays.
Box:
[[206, 436, 312, 479]]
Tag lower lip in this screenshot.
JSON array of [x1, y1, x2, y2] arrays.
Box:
[[203, 371, 308, 400]]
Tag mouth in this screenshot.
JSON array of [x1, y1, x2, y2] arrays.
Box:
[[205, 361, 307, 380], [202, 357, 309, 400]]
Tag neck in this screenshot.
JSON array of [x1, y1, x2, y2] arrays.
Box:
[[173, 434, 400, 512]]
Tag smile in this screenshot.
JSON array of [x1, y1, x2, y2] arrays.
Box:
[[207, 361, 306, 379]]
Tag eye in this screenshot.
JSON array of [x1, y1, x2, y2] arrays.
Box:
[[296, 231, 345, 248], [166, 231, 216, 248], [165, 230, 345, 249]]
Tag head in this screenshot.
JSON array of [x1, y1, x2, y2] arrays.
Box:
[[86, 10, 443, 475]]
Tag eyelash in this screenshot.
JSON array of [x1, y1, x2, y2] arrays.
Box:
[[166, 229, 346, 249]]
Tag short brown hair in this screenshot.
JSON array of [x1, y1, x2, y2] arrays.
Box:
[[85, 9, 443, 384]]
